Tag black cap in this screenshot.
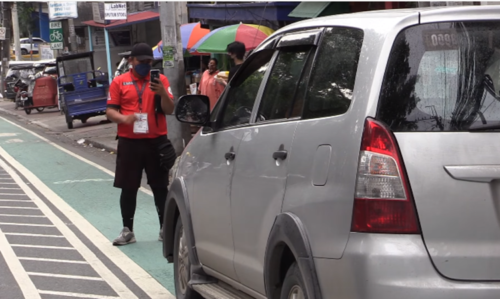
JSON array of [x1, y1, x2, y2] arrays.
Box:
[[131, 43, 153, 60]]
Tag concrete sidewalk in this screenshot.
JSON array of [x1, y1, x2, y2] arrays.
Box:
[[0, 99, 119, 152]]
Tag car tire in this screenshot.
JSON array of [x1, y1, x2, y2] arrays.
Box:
[[280, 262, 307, 299], [173, 217, 202, 299], [21, 49, 28, 55]]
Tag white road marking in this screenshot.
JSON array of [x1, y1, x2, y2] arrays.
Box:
[[27, 272, 103, 281], [0, 182, 17, 184], [0, 222, 54, 227], [0, 129, 174, 298], [19, 257, 88, 264], [0, 228, 41, 299], [5, 138, 24, 144], [0, 187, 22, 189], [11, 244, 76, 250], [0, 207, 41, 210], [5, 233, 63, 238], [0, 214, 46, 218], [38, 290, 119, 299], [0, 199, 31, 202], [0, 133, 18, 137], [0, 193, 27, 196], [0, 149, 142, 299], [53, 178, 114, 184], [0, 178, 14, 180]]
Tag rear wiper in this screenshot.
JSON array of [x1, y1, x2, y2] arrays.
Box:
[[468, 123, 500, 131]]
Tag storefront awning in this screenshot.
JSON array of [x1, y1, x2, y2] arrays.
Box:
[[187, 2, 299, 22], [288, 2, 330, 18], [82, 10, 159, 29], [288, 2, 351, 19]]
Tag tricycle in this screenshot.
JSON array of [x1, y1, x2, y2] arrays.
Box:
[[22, 62, 59, 115], [56, 52, 109, 129]]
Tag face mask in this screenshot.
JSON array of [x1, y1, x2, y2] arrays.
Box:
[[134, 63, 151, 77]]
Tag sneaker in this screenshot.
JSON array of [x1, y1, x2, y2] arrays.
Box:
[[112, 227, 136, 246], [158, 228, 163, 242]]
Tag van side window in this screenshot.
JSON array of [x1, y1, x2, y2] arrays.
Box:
[[257, 46, 314, 122], [220, 50, 273, 128], [303, 27, 364, 119]]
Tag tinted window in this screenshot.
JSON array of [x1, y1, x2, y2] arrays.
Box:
[[303, 27, 363, 119], [378, 21, 500, 131], [257, 46, 314, 122], [220, 50, 273, 128]]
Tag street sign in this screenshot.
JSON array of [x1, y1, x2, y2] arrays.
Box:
[[105, 3, 127, 20], [0, 27, 5, 40], [48, 1, 78, 21], [49, 21, 64, 50]]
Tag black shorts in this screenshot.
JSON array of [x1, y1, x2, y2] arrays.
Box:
[[114, 136, 170, 189]]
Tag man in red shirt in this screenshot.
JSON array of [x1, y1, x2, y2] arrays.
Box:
[[106, 43, 176, 246]]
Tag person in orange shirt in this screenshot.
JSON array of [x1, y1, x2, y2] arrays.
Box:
[[198, 58, 223, 111]]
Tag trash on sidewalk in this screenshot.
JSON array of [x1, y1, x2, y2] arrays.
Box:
[[77, 138, 85, 145]]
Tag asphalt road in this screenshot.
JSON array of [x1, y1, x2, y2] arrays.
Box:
[[0, 111, 176, 299]]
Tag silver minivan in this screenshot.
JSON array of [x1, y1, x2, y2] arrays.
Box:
[[162, 5, 500, 299]]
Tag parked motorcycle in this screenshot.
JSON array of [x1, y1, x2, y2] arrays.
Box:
[[13, 76, 32, 110]]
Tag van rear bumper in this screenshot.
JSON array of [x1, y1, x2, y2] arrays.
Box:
[[315, 233, 500, 299]]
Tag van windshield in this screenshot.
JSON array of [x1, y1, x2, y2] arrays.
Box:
[[378, 21, 500, 131]]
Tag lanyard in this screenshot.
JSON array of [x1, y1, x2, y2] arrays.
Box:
[[132, 79, 147, 112]]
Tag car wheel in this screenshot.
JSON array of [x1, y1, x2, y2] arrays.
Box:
[[173, 217, 202, 299], [280, 262, 307, 299], [21, 49, 28, 55]]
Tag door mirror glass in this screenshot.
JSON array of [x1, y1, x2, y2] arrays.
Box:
[[175, 95, 211, 125]]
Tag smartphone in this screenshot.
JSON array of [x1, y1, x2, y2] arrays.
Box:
[[150, 69, 161, 84]]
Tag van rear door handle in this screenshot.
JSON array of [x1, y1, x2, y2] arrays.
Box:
[[273, 150, 288, 160], [444, 165, 500, 182]]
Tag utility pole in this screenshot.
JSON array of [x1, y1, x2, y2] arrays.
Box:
[[2, 2, 11, 83], [11, 2, 20, 61], [68, 18, 77, 53], [0, 1, 4, 98], [160, 2, 192, 155]]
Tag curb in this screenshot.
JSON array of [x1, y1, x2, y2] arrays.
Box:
[[0, 106, 118, 153], [85, 138, 117, 153]]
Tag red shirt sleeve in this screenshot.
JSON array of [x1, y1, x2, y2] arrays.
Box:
[[160, 74, 174, 99], [107, 77, 121, 107]]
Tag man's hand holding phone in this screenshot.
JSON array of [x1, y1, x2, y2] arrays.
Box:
[[149, 69, 168, 97]]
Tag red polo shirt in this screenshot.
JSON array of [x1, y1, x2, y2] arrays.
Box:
[[107, 70, 173, 139]]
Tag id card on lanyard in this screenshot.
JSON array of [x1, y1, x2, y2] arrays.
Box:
[[132, 80, 149, 134]]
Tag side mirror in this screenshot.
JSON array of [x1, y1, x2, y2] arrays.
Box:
[[175, 95, 210, 126]]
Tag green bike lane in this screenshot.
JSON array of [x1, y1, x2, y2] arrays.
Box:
[[0, 117, 176, 294]]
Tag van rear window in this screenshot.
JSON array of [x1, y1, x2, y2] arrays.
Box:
[[377, 21, 500, 131]]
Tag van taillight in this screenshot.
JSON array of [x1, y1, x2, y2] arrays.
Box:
[[351, 118, 420, 234]]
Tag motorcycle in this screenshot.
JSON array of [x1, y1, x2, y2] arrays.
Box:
[[14, 76, 32, 110]]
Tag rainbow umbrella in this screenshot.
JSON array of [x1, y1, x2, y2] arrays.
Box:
[[153, 22, 210, 59], [190, 24, 275, 54]]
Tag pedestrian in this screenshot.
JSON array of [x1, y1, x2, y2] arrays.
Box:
[[198, 58, 224, 111], [217, 41, 246, 86], [106, 43, 177, 246]]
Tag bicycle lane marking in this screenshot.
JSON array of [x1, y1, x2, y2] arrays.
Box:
[[0, 227, 40, 299], [0, 151, 136, 298], [0, 117, 175, 297]]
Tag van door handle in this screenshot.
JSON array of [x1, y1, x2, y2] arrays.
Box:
[[273, 150, 288, 160], [444, 165, 500, 182], [225, 151, 235, 161]]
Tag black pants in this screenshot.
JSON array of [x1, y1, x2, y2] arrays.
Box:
[[114, 136, 172, 231]]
